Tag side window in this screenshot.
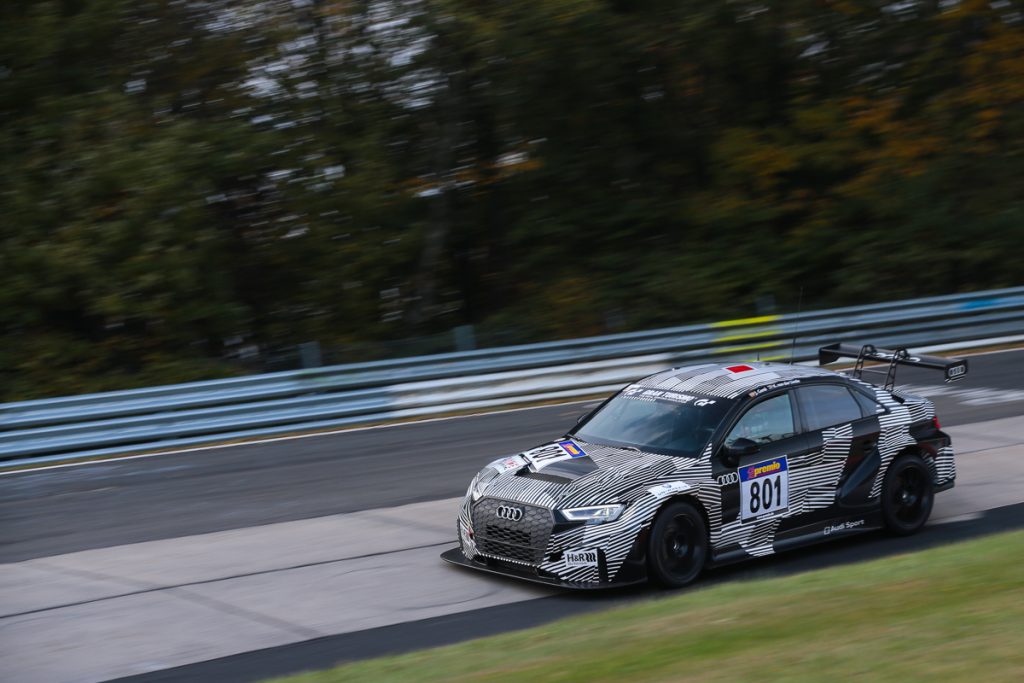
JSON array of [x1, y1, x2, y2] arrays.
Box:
[[797, 385, 863, 432], [852, 389, 884, 417], [725, 394, 795, 446]]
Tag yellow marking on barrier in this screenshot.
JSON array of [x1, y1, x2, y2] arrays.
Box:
[[710, 314, 781, 329], [717, 341, 786, 355], [714, 329, 783, 343]]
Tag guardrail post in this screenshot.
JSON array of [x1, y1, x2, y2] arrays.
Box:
[[299, 342, 323, 368], [756, 294, 777, 315], [454, 325, 476, 352]]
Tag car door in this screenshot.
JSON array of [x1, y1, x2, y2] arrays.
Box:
[[712, 390, 818, 551], [792, 382, 884, 513]]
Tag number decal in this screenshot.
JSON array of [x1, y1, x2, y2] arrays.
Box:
[[739, 456, 789, 521]]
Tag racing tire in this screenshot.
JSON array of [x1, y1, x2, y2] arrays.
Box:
[[647, 499, 708, 588], [881, 453, 934, 536]]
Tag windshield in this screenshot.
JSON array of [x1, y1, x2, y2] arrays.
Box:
[[572, 387, 734, 458]]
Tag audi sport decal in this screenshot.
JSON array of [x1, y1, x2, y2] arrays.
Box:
[[824, 519, 865, 536]]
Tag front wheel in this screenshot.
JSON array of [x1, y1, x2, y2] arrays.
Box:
[[881, 453, 934, 536], [647, 500, 708, 588]]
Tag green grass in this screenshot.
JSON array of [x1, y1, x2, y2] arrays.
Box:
[[269, 530, 1024, 683]]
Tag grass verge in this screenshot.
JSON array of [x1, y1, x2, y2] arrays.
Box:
[[270, 529, 1024, 683]]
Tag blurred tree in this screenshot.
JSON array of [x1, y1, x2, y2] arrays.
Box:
[[1, 0, 1021, 398], [0, 1, 296, 395]]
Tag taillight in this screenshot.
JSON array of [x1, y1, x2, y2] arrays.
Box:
[[933, 416, 941, 430]]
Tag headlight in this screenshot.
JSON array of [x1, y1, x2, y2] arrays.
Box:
[[560, 504, 625, 525]]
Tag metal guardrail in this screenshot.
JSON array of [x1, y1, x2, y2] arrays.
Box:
[[2, 287, 1023, 465]]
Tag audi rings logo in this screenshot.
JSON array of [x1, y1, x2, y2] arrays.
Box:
[[495, 504, 524, 522]]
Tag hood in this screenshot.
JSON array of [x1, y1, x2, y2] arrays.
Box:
[[520, 439, 601, 480], [477, 438, 693, 510]]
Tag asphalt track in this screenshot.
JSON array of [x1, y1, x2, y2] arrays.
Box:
[[1, 349, 1023, 682]]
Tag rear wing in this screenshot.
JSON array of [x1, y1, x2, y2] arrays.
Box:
[[818, 343, 968, 390]]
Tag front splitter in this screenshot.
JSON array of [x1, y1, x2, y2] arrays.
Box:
[[440, 547, 643, 590]]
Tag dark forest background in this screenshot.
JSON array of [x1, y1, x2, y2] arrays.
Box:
[[2, 0, 1022, 399]]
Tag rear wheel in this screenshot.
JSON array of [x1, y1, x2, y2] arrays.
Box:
[[881, 453, 934, 536], [647, 500, 708, 588]]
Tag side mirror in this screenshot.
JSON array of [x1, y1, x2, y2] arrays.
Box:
[[720, 438, 759, 467], [576, 412, 588, 425]]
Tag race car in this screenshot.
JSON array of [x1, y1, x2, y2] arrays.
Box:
[[441, 343, 968, 588]]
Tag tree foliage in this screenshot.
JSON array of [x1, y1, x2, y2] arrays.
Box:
[[2, 0, 1022, 398]]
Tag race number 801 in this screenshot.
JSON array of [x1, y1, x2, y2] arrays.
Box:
[[739, 456, 789, 521]]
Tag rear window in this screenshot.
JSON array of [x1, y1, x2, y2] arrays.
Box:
[[797, 384, 864, 432], [852, 389, 884, 417]]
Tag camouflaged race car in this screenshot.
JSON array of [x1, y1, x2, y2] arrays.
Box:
[[441, 343, 968, 588]]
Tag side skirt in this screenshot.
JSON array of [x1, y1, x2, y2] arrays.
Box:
[[707, 511, 885, 569]]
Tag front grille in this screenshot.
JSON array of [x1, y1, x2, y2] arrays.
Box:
[[480, 533, 537, 563], [472, 498, 553, 565], [485, 525, 531, 547]]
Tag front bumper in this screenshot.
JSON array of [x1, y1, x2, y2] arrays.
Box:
[[440, 546, 646, 590], [457, 495, 651, 588]]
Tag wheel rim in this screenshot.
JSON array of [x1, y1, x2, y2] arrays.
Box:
[[661, 514, 699, 576], [891, 466, 929, 525]]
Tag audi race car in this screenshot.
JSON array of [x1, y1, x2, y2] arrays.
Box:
[[441, 343, 968, 589]]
